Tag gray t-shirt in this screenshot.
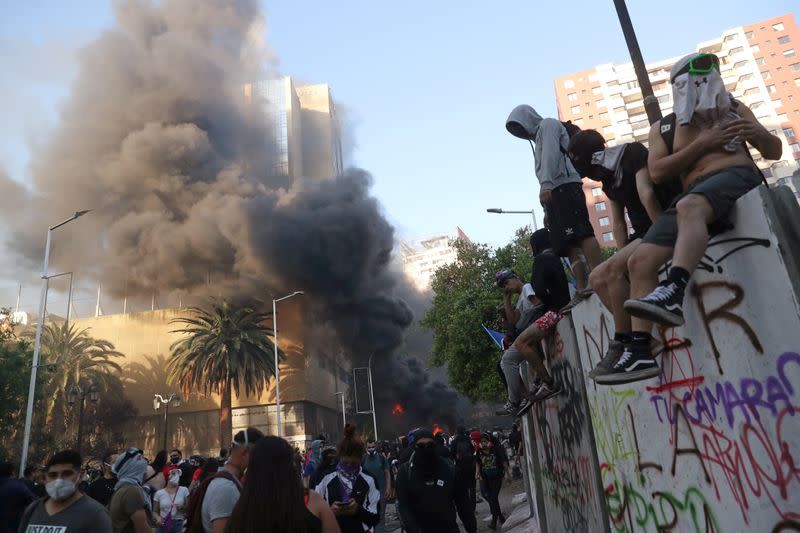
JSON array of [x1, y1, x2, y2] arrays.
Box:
[[201, 477, 241, 533], [514, 283, 538, 331], [19, 494, 112, 533]]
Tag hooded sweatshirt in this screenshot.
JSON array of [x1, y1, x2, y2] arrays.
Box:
[[506, 105, 582, 191]]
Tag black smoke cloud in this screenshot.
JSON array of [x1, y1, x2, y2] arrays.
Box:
[[0, 0, 466, 432]]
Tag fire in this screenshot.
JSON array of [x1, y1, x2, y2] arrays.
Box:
[[432, 423, 443, 435], [392, 403, 405, 415]]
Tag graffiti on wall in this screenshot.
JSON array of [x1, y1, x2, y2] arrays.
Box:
[[576, 274, 800, 533]]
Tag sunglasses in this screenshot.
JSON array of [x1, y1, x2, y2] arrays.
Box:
[[672, 53, 720, 82], [46, 469, 76, 480], [416, 442, 436, 450]]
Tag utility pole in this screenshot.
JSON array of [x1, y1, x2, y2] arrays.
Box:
[[612, 0, 662, 125]]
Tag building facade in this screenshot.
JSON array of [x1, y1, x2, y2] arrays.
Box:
[[555, 13, 800, 247], [400, 228, 471, 291], [244, 77, 344, 183]]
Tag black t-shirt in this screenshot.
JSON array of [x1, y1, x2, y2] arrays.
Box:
[[531, 251, 571, 312], [88, 476, 117, 507], [600, 142, 681, 239]]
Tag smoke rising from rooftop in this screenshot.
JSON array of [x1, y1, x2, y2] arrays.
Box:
[[0, 0, 466, 430]]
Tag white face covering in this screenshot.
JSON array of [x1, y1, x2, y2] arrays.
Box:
[[46, 478, 78, 502], [671, 53, 734, 127], [168, 471, 180, 486]]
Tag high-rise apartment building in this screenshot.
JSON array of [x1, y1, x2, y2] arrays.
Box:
[[401, 228, 471, 290], [244, 77, 344, 183], [555, 13, 800, 248]]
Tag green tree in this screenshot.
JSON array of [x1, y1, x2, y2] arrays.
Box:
[[0, 308, 32, 460], [421, 228, 535, 402], [166, 300, 280, 448], [37, 322, 124, 425]]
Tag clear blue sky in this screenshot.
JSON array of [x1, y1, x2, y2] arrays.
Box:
[[1, 0, 798, 251]]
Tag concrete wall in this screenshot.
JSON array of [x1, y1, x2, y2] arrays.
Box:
[[519, 186, 800, 532]]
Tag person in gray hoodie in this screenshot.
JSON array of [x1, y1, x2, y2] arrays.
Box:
[[506, 105, 602, 310]]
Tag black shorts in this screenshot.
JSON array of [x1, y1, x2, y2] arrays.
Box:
[[642, 165, 762, 247], [543, 182, 595, 256]]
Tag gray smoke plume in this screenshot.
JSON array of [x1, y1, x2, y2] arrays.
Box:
[[0, 0, 466, 432]]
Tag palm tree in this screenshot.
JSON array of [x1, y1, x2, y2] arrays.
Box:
[[37, 322, 124, 424], [166, 300, 281, 448]]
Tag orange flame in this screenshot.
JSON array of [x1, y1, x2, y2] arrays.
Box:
[[432, 423, 443, 435], [392, 403, 405, 415]]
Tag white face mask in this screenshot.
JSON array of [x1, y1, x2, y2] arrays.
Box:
[[46, 478, 78, 502]]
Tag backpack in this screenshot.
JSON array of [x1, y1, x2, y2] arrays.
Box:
[[559, 120, 581, 155], [184, 470, 241, 533], [659, 108, 768, 186]]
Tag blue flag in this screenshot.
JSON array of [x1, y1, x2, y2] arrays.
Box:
[[482, 324, 505, 350]]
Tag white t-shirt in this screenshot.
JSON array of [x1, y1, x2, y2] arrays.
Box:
[[514, 283, 538, 330], [154, 486, 190, 520]]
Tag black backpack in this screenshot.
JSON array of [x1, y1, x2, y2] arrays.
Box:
[[559, 120, 581, 155], [452, 435, 475, 468]]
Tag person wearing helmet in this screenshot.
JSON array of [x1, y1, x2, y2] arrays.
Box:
[[494, 269, 545, 416]]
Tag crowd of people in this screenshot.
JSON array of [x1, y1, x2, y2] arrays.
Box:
[[1, 423, 524, 533], [495, 51, 782, 417]]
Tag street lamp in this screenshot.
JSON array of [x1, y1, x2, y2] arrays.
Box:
[[367, 354, 378, 442], [67, 383, 99, 454], [334, 391, 346, 428], [20, 210, 91, 477], [272, 291, 304, 437], [486, 208, 539, 231], [154, 393, 181, 453]]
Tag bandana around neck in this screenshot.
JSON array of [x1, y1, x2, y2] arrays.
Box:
[[335, 462, 360, 502], [590, 144, 628, 189]]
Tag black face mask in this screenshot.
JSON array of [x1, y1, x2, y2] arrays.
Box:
[[414, 445, 437, 475], [170, 458, 180, 465]]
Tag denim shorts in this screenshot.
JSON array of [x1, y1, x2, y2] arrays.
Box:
[[642, 165, 762, 247]]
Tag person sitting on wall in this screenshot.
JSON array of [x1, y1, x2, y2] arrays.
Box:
[[602, 52, 782, 385], [514, 228, 572, 417], [494, 269, 546, 416], [566, 129, 681, 382]]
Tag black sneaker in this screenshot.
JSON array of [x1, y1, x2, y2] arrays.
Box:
[[495, 401, 519, 416], [514, 397, 533, 418], [595, 343, 660, 385], [588, 340, 624, 380], [560, 287, 594, 313], [529, 380, 562, 403], [624, 281, 685, 327]]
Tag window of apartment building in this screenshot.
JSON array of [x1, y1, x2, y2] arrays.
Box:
[[744, 87, 759, 96], [752, 44, 761, 52], [564, 79, 575, 89], [599, 111, 609, 120], [767, 84, 777, 94], [603, 125, 615, 134], [784, 127, 796, 138], [734, 60, 749, 69], [724, 34, 737, 42], [571, 105, 581, 114], [756, 57, 766, 65], [779, 36, 791, 45], [778, 113, 789, 121], [785, 49, 797, 58], [568, 92, 578, 101], [730, 46, 744, 54], [791, 63, 800, 71], [775, 99, 783, 108], [595, 202, 607, 212], [739, 73, 754, 82], [589, 73, 598, 82], [745, 30, 755, 39], [573, 118, 584, 126], [592, 187, 602, 197], [623, 80, 639, 90], [582, 89, 587, 94], [596, 99, 606, 108], [791, 143, 800, 154], [751, 101, 765, 109], [602, 232, 614, 242], [599, 217, 610, 227], [795, 78, 800, 86], [657, 94, 670, 104], [592, 86, 602, 95], [773, 22, 785, 32], [762, 71, 772, 80]]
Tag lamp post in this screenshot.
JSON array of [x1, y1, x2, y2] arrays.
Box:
[[67, 383, 99, 454], [367, 354, 378, 442], [612, 0, 662, 125], [334, 391, 346, 428], [272, 291, 304, 437], [20, 210, 91, 477], [154, 393, 181, 453], [486, 208, 539, 231]]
